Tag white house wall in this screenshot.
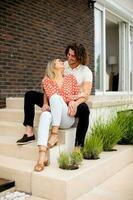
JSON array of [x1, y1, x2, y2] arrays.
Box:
[[87, 95, 133, 134]]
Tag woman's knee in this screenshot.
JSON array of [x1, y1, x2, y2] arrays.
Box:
[[40, 111, 52, 121], [50, 94, 62, 103]]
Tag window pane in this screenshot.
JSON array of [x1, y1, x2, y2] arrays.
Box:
[[119, 22, 129, 91], [106, 18, 119, 91], [130, 26, 133, 91], [95, 8, 103, 90]]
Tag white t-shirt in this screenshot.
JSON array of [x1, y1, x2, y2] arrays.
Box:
[[64, 61, 93, 87]]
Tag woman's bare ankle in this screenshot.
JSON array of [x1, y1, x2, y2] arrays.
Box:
[[51, 126, 59, 134]]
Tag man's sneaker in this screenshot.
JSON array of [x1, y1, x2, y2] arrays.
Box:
[[16, 134, 35, 145]]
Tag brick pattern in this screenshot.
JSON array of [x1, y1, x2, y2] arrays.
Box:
[[0, 0, 94, 107]]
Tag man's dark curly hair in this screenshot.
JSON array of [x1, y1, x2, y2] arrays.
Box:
[[65, 43, 87, 65]]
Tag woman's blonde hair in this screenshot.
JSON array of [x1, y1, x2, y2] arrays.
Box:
[[45, 59, 56, 79]]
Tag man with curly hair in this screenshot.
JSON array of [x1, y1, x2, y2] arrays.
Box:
[[17, 43, 92, 147]]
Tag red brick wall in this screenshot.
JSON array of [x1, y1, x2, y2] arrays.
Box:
[[0, 0, 94, 108]]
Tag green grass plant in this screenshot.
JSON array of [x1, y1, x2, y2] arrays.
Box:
[[58, 149, 83, 170], [117, 110, 133, 144], [102, 117, 122, 151], [58, 152, 69, 169], [82, 134, 103, 159], [90, 116, 122, 151], [70, 148, 83, 166]]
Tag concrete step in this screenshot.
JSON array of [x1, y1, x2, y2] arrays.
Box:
[[0, 154, 34, 193], [0, 114, 76, 152], [0, 121, 33, 137], [6, 97, 41, 110], [0, 135, 66, 164], [32, 145, 133, 200], [76, 162, 133, 200], [0, 108, 41, 125], [6, 97, 24, 109], [0, 136, 38, 161], [0, 119, 76, 151], [0, 145, 132, 200]]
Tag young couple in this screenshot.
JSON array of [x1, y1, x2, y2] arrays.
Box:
[[17, 43, 92, 172]]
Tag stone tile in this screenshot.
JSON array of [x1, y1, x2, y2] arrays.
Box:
[[76, 162, 133, 200]]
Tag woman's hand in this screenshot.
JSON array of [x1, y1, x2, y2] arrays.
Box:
[[68, 101, 78, 117], [41, 104, 50, 112]]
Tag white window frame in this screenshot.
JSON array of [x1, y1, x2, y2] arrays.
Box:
[[95, 3, 106, 95], [95, 2, 133, 95], [129, 25, 133, 92]]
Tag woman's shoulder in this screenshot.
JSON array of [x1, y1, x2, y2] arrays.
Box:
[[42, 76, 51, 84]]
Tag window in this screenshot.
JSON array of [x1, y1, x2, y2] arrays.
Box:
[[95, 4, 133, 94], [119, 22, 129, 91], [95, 8, 104, 91], [130, 26, 133, 91], [106, 17, 119, 91]]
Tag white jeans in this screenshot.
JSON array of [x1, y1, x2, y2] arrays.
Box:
[[37, 94, 75, 146]]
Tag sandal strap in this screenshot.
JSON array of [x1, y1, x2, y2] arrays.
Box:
[[39, 147, 47, 153], [51, 132, 58, 135], [34, 163, 44, 172], [36, 163, 44, 167]]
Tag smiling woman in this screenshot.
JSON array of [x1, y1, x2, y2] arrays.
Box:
[[45, 59, 65, 80], [34, 58, 81, 172]]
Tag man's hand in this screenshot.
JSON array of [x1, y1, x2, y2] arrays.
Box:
[[68, 101, 78, 117], [41, 104, 50, 112]]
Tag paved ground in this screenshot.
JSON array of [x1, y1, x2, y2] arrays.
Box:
[[76, 162, 133, 200]]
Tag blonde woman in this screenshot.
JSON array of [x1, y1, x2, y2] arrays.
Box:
[[34, 58, 82, 172]]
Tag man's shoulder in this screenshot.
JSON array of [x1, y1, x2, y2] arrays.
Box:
[[79, 64, 92, 73]]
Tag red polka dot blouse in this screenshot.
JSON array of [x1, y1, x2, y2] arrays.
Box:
[[42, 75, 80, 104]]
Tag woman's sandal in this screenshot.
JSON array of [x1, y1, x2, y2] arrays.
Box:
[[34, 148, 49, 172], [48, 132, 58, 148]]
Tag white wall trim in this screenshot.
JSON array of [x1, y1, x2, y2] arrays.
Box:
[[97, 0, 133, 24]]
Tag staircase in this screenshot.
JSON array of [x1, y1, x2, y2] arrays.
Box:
[[0, 97, 133, 200]]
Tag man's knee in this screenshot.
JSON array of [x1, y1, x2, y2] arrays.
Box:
[[77, 103, 90, 117], [25, 91, 36, 99], [77, 103, 90, 115]]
